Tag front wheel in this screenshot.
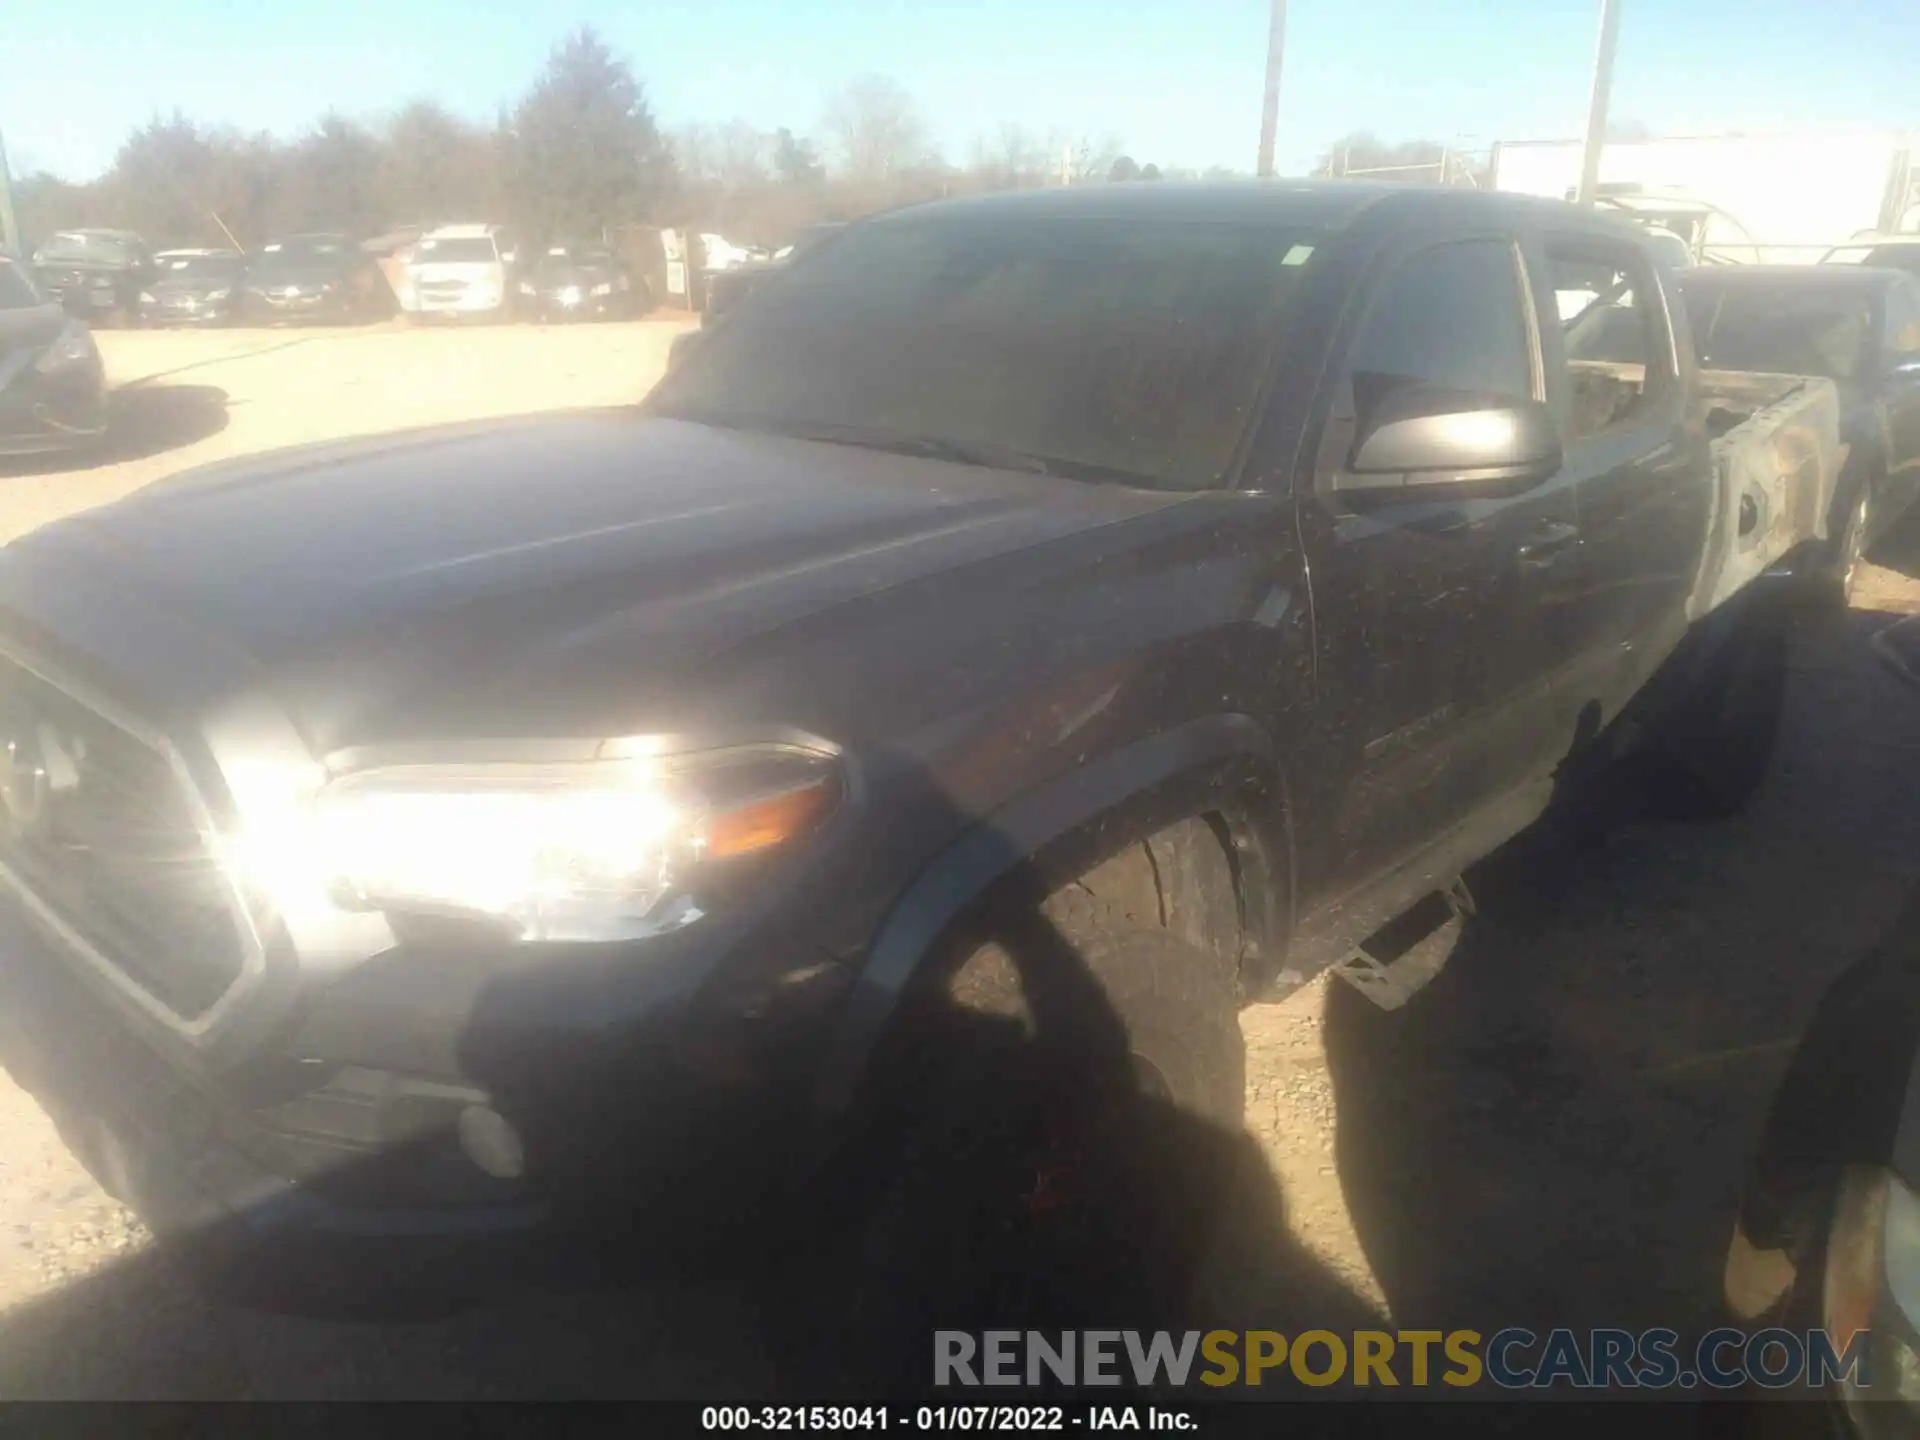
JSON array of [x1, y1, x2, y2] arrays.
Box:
[[776, 890, 1246, 1392], [1830, 486, 1872, 609]]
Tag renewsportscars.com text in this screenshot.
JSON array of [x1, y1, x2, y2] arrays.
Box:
[[934, 1328, 1869, 1391]]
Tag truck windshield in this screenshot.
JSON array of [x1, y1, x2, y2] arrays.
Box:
[[36, 233, 134, 267], [1683, 284, 1874, 382], [254, 240, 347, 273], [647, 217, 1318, 491], [414, 238, 499, 264], [157, 254, 244, 280]]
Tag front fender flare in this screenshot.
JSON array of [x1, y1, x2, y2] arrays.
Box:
[[805, 712, 1284, 1132]]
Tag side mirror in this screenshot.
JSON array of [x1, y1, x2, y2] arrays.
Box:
[[1871, 615, 1920, 691], [1338, 390, 1563, 497], [1887, 354, 1920, 384]]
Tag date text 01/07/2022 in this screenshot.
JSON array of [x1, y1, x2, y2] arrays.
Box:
[[700, 1406, 1198, 1432]]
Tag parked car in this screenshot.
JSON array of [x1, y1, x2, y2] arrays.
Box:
[[1679, 264, 1920, 605], [0, 184, 1835, 1336], [405, 224, 516, 322], [137, 249, 248, 327], [703, 221, 845, 327], [242, 234, 383, 325], [516, 243, 647, 321], [0, 251, 106, 457], [29, 230, 154, 327]]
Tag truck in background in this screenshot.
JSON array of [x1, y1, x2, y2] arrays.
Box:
[[1491, 131, 1920, 264]]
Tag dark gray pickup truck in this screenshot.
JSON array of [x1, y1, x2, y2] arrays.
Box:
[[0, 183, 1820, 1332]]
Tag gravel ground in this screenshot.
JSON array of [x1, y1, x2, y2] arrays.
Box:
[[0, 324, 1917, 1395]]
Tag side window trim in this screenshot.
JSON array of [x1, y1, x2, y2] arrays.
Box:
[[1510, 240, 1547, 404]]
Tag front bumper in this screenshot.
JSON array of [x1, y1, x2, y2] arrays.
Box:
[[45, 287, 123, 319], [527, 289, 619, 320], [414, 295, 507, 317], [0, 364, 108, 457], [0, 861, 851, 1306], [242, 290, 348, 323], [139, 295, 237, 326]]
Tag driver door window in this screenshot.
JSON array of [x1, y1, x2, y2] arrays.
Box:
[[1303, 236, 1575, 902]]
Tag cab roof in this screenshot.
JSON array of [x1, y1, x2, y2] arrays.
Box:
[[868, 179, 1651, 245]]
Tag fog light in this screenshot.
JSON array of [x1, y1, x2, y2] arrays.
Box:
[[457, 1105, 526, 1180]]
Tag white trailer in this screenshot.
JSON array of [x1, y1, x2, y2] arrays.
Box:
[[1490, 132, 1919, 264]]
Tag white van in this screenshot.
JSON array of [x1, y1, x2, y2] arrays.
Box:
[[405, 224, 517, 320]]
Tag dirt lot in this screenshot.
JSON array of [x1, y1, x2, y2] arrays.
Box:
[[0, 324, 1918, 1396]]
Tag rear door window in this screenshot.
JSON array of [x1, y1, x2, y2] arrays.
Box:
[[1551, 240, 1673, 442]]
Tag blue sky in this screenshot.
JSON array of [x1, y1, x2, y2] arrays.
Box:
[[5, 0, 1916, 183]]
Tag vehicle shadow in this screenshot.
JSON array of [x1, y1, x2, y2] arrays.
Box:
[[1320, 590, 1920, 1360], [0, 384, 229, 477]]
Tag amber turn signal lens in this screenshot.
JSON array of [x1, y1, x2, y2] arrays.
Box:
[[707, 777, 838, 859]]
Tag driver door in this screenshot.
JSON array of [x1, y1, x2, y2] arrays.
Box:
[[1298, 233, 1581, 901]]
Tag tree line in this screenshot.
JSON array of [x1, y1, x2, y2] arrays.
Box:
[[15, 25, 1498, 257]]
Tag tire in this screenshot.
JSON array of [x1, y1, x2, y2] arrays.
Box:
[[773, 883, 1245, 1392], [1645, 592, 1790, 821], [1828, 484, 1873, 609]]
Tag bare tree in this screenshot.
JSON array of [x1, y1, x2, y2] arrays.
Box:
[[379, 99, 501, 226], [715, 121, 769, 189], [1039, 130, 1124, 185], [822, 75, 930, 185], [1313, 131, 1485, 187]]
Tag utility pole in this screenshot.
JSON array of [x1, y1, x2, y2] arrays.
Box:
[[1574, 0, 1622, 206], [1256, 0, 1287, 178], [0, 124, 19, 256]]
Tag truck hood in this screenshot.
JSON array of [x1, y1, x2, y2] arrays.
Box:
[[19, 411, 1191, 750]]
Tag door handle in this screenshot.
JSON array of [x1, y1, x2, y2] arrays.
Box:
[[1517, 521, 1581, 569]]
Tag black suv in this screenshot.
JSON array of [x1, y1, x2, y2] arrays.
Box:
[[31, 229, 155, 327]]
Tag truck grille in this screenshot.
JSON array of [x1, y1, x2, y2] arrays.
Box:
[[0, 656, 250, 1022]]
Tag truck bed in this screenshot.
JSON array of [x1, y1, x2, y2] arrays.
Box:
[[1694, 368, 1843, 615], [1570, 361, 1843, 617]]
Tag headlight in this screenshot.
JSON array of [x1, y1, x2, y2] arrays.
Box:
[[557, 285, 582, 305], [139, 290, 157, 304], [591, 282, 612, 297], [233, 746, 840, 943], [518, 281, 536, 296], [206, 287, 232, 302], [33, 322, 97, 375]]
